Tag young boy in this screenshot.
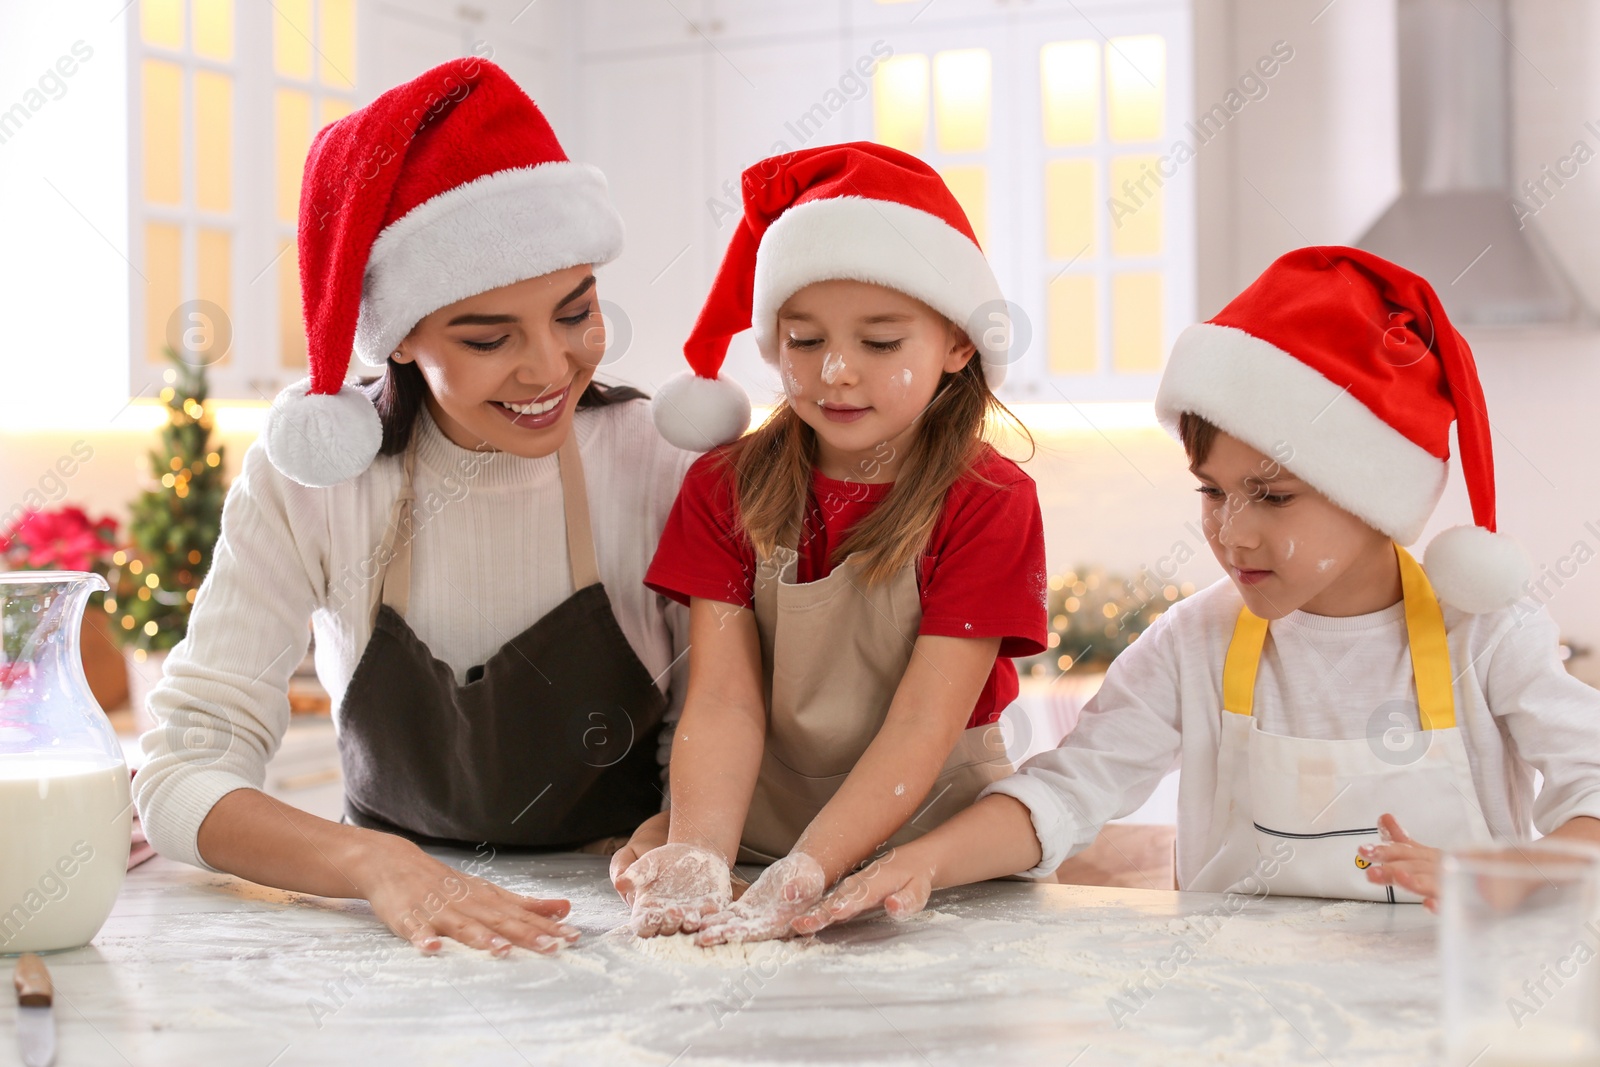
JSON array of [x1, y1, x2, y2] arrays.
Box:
[[794, 246, 1600, 923]]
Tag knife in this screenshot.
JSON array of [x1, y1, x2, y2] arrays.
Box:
[[13, 953, 55, 1067]]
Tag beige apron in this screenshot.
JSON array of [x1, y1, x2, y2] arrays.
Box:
[[737, 528, 1014, 863], [1187, 544, 1493, 900]]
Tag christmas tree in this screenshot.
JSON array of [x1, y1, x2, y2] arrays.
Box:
[[109, 348, 228, 657]]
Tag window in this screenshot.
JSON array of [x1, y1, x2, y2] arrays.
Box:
[[135, 0, 238, 378], [130, 0, 361, 400], [272, 0, 358, 373], [868, 2, 1194, 402]]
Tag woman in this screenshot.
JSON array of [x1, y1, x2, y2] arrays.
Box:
[[134, 58, 693, 957]]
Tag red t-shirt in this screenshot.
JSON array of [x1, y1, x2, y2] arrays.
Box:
[[645, 444, 1048, 728]]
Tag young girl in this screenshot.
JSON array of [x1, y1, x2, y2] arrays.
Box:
[[135, 59, 695, 957], [797, 246, 1600, 928], [611, 144, 1047, 943]]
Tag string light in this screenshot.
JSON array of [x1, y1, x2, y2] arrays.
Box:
[[128, 560, 143, 575], [143, 621, 158, 636]]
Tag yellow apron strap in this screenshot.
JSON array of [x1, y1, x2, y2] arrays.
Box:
[[1218, 544, 1457, 729], [1396, 543, 1457, 731], [1222, 607, 1270, 717]]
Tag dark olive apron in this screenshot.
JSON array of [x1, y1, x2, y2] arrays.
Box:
[[336, 433, 667, 850]]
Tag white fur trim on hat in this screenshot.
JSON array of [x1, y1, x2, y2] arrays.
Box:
[[1155, 322, 1447, 544], [751, 197, 1010, 390], [1423, 524, 1532, 614], [353, 162, 624, 366], [263, 378, 383, 487], [653, 371, 752, 452]]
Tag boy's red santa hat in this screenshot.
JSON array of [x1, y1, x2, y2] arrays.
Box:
[[1155, 245, 1529, 614], [654, 142, 1011, 452], [263, 57, 623, 487]]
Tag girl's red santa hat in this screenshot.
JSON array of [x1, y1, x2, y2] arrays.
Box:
[[264, 57, 624, 487], [654, 142, 1011, 452], [1155, 245, 1530, 613]]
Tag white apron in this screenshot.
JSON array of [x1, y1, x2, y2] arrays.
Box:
[[1187, 544, 1493, 901]]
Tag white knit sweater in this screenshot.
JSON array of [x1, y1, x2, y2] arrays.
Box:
[[134, 397, 697, 870]]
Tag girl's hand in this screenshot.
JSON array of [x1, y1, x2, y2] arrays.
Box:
[[354, 836, 579, 955], [1360, 813, 1443, 912], [619, 843, 732, 937], [792, 847, 933, 934], [694, 852, 827, 946], [609, 811, 672, 907]]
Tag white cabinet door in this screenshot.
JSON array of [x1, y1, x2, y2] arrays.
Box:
[[704, 0, 843, 43], [578, 0, 710, 55], [576, 51, 709, 392]]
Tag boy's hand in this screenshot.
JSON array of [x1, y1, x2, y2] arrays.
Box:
[[619, 843, 732, 937], [1359, 813, 1443, 912], [792, 847, 934, 934], [693, 852, 827, 946]]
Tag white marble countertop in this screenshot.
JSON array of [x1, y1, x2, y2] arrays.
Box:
[[1, 851, 1445, 1067]]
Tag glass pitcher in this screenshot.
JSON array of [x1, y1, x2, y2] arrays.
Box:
[[0, 571, 132, 954]]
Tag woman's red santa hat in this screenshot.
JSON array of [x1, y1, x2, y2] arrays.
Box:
[[654, 142, 1012, 452], [264, 57, 624, 487], [1154, 245, 1530, 613]]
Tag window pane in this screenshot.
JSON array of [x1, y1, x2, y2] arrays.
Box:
[[146, 223, 183, 364], [1048, 274, 1097, 375], [197, 228, 232, 366], [318, 96, 353, 130], [873, 54, 928, 155], [320, 0, 358, 88], [142, 60, 183, 205], [1109, 156, 1162, 257], [939, 165, 987, 248], [141, 0, 184, 49], [194, 0, 233, 60], [933, 49, 990, 154], [274, 0, 314, 80], [1106, 36, 1165, 142], [276, 88, 312, 223], [1045, 158, 1095, 260], [279, 239, 308, 369], [1041, 40, 1098, 147], [1112, 272, 1163, 372], [195, 71, 232, 213]]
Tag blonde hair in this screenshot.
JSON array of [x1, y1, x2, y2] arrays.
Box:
[[720, 350, 1034, 586]]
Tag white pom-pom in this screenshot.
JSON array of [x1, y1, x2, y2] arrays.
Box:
[[652, 371, 752, 452], [263, 378, 383, 487], [1422, 524, 1531, 614]]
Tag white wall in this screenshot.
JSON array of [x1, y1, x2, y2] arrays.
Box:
[[0, 2, 131, 427]]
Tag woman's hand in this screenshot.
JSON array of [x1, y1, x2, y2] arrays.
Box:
[[619, 842, 732, 937], [1360, 813, 1443, 911], [694, 852, 827, 946], [792, 847, 934, 934], [353, 835, 579, 955], [609, 811, 672, 907]]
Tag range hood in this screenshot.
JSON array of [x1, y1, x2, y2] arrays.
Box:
[[1356, 0, 1585, 325]]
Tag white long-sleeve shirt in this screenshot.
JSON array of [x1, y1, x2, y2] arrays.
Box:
[[985, 577, 1600, 884], [135, 398, 696, 870]]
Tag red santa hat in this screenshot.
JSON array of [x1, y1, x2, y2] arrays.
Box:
[[1154, 245, 1530, 614], [654, 142, 1010, 452], [263, 57, 624, 487]]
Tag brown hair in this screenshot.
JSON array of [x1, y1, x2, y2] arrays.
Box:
[[363, 359, 648, 456], [722, 353, 1034, 587], [1178, 411, 1220, 467]]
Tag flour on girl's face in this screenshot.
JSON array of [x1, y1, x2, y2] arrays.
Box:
[[1317, 558, 1336, 572], [821, 351, 847, 385]]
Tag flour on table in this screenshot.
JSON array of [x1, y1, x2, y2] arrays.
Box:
[[615, 928, 838, 969]]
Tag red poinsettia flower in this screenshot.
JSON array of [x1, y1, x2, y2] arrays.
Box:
[[0, 506, 121, 574]]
